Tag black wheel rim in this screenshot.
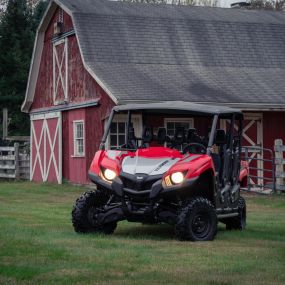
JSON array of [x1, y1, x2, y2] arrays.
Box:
[[191, 211, 211, 239]]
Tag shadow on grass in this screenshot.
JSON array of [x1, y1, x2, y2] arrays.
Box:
[[114, 223, 232, 241], [115, 223, 175, 240]]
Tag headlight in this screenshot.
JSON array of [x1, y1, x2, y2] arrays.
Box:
[[170, 172, 184, 184], [103, 168, 117, 181]]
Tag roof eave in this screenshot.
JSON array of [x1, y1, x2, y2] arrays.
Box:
[[118, 99, 285, 111]]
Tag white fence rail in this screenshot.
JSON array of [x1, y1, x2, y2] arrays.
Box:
[[0, 143, 30, 180]]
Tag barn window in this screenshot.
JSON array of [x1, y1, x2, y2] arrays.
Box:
[[58, 8, 64, 23], [73, 121, 85, 156], [107, 115, 142, 149], [110, 122, 126, 149], [164, 118, 194, 138], [164, 118, 194, 149]]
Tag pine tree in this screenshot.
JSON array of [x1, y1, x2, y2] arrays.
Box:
[[0, 0, 47, 136]]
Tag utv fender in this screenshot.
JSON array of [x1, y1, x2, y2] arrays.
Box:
[[161, 169, 215, 204], [190, 169, 216, 204], [88, 171, 112, 191]]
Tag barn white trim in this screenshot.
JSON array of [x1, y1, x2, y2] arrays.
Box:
[[30, 112, 62, 184]]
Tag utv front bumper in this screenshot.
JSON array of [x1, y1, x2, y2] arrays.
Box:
[[88, 171, 199, 199]]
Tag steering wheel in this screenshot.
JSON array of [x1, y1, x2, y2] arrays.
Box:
[[183, 143, 207, 154], [118, 143, 136, 150]]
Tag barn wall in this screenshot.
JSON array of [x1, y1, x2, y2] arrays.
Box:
[[61, 93, 114, 185], [31, 8, 101, 111], [62, 108, 86, 184], [263, 111, 285, 175], [62, 111, 70, 181], [263, 112, 285, 149], [85, 94, 115, 179]]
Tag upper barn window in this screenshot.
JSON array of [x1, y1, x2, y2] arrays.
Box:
[[58, 8, 64, 23]]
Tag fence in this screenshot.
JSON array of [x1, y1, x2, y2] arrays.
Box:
[[0, 143, 30, 180], [274, 139, 285, 192], [243, 146, 276, 193]]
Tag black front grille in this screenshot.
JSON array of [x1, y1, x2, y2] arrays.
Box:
[[120, 173, 161, 191]]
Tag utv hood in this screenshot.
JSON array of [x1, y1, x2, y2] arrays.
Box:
[[122, 156, 181, 176]]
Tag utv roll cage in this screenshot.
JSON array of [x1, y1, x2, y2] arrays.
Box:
[[100, 101, 243, 156]]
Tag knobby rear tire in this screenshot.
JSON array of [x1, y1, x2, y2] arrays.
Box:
[[225, 196, 246, 230]]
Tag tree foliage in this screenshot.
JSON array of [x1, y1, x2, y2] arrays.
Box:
[[246, 0, 285, 11], [0, 0, 47, 136]]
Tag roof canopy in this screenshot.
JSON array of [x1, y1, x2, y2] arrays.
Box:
[[22, 0, 285, 112], [113, 101, 242, 116]]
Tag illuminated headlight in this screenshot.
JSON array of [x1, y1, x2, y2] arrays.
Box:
[[170, 172, 184, 185], [103, 169, 117, 181]]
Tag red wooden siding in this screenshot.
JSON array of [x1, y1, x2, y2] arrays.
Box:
[[263, 112, 285, 177], [31, 8, 100, 111], [61, 94, 114, 184], [263, 112, 285, 150], [62, 108, 86, 184], [45, 8, 74, 42], [85, 94, 115, 178]]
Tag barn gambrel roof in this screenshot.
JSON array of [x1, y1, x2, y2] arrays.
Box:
[[22, 0, 285, 112]]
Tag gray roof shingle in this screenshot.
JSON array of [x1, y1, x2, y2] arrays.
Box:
[[59, 0, 285, 106]]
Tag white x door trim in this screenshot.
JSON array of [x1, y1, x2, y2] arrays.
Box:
[[30, 112, 62, 184]]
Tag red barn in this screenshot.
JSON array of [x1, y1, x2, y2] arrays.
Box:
[[22, 0, 285, 185]]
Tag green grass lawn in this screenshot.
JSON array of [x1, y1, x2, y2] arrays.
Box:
[[0, 182, 284, 285]]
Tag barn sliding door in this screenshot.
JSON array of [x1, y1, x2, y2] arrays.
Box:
[[30, 112, 62, 184]]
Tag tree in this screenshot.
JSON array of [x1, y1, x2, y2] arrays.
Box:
[[0, 0, 8, 19], [245, 0, 285, 11], [0, 0, 47, 136]]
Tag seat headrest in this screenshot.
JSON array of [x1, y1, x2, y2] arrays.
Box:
[[142, 126, 153, 143], [128, 123, 136, 140], [157, 128, 166, 145], [187, 128, 197, 143], [174, 127, 185, 144], [215, 129, 226, 145]]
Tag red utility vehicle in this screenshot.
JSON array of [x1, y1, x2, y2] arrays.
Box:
[[72, 102, 248, 241]]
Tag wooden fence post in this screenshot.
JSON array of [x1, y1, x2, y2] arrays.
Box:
[[274, 139, 284, 191], [2, 108, 8, 139], [14, 142, 20, 180]]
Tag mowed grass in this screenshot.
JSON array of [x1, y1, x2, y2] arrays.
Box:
[[0, 182, 284, 285]]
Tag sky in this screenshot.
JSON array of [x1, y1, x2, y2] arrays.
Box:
[[219, 0, 240, 8]]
